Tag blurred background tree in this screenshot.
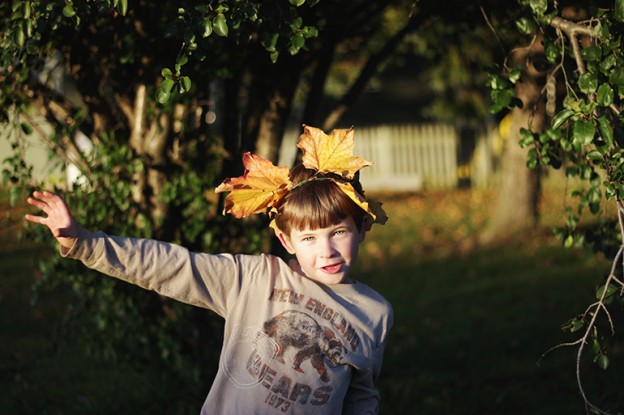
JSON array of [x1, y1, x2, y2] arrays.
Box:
[[486, 1, 624, 413]]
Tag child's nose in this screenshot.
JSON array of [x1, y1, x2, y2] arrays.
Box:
[[318, 239, 336, 258]]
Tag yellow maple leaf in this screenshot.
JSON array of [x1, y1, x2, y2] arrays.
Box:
[[333, 181, 387, 226], [297, 125, 372, 180], [215, 152, 291, 218]]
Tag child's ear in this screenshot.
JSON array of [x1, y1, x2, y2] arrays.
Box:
[[358, 226, 367, 243], [359, 216, 373, 242], [277, 231, 296, 254]]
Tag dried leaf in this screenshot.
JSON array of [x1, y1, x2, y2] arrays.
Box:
[[297, 125, 372, 180], [215, 152, 291, 218], [367, 198, 389, 225], [333, 181, 386, 224]]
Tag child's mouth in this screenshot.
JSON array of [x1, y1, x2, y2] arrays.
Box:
[[321, 263, 343, 274]]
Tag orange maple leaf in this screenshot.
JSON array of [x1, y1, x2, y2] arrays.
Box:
[[297, 125, 372, 180], [215, 152, 291, 218]]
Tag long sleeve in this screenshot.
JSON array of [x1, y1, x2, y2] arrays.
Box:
[[342, 367, 379, 414], [60, 227, 260, 316]]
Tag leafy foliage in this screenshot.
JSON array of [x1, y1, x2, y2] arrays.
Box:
[[486, 1, 624, 413]]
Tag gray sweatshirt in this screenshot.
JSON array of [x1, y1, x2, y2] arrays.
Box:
[[62, 228, 393, 414]]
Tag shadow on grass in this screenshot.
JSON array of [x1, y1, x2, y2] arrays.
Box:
[[0, 244, 210, 414], [356, 236, 624, 415], [2, 232, 623, 414]]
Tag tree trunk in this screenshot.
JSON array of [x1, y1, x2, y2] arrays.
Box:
[[479, 37, 546, 244], [247, 56, 303, 163]]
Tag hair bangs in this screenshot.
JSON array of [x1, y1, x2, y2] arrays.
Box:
[[275, 178, 366, 235]]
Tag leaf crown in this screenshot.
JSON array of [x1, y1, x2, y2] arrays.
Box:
[[215, 125, 388, 230]]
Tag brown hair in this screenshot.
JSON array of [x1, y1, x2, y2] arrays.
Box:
[[274, 164, 368, 235]]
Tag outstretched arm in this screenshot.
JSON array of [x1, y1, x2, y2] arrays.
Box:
[[25, 190, 79, 250]]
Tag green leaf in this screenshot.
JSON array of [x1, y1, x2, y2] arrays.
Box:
[[23, 19, 33, 38], [529, 0, 547, 15], [609, 67, 624, 86], [63, 3, 76, 17], [487, 74, 508, 90], [181, 76, 191, 93], [14, 26, 25, 48], [289, 17, 303, 30], [598, 116, 614, 147], [161, 68, 173, 77], [118, 0, 128, 16], [597, 84, 614, 107], [578, 72, 598, 94], [289, 33, 305, 54], [596, 283, 618, 300], [592, 338, 601, 353], [551, 109, 574, 130], [571, 119, 595, 146], [600, 54, 617, 72], [156, 88, 171, 104], [289, 0, 305, 6], [581, 45, 602, 62], [544, 42, 560, 63], [490, 89, 514, 113], [519, 128, 535, 147], [261, 33, 279, 52], [202, 18, 213, 37], [615, 0, 624, 22], [586, 150, 602, 160], [161, 78, 174, 93], [23, 1, 31, 18], [509, 67, 522, 84], [597, 354, 609, 370], [213, 14, 228, 37], [176, 54, 188, 67], [303, 26, 318, 38], [515, 17, 536, 34], [570, 317, 585, 332], [564, 234, 574, 248]]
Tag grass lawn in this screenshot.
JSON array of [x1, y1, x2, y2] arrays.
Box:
[[2, 182, 624, 414]]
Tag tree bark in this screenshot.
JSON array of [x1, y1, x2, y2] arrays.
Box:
[[479, 37, 546, 244]]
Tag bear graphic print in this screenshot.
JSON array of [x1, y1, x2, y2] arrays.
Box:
[[221, 307, 351, 412], [263, 310, 347, 382], [218, 286, 375, 412]]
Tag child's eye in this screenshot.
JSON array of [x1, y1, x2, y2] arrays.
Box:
[[333, 229, 346, 236], [302, 236, 315, 242]]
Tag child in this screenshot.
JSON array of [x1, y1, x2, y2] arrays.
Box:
[[25, 125, 393, 414]]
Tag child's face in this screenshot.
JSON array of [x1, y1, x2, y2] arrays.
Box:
[[277, 216, 365, 285]]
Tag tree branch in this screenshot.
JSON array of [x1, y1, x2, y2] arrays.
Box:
[[322, 14, 422, 130]]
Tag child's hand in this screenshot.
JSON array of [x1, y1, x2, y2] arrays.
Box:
[[25, 190, 80, 249]]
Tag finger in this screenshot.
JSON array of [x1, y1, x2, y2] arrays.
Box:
[[41, 190, 58, 200], [26, 197, 49, 212], [31, 190, 46, 200], [32, 190, 58, 203], [24, 213, 47, 225]]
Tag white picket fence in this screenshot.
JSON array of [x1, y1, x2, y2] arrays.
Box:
[[3, 118, 497, 191], [280, 123, 497, 192]]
